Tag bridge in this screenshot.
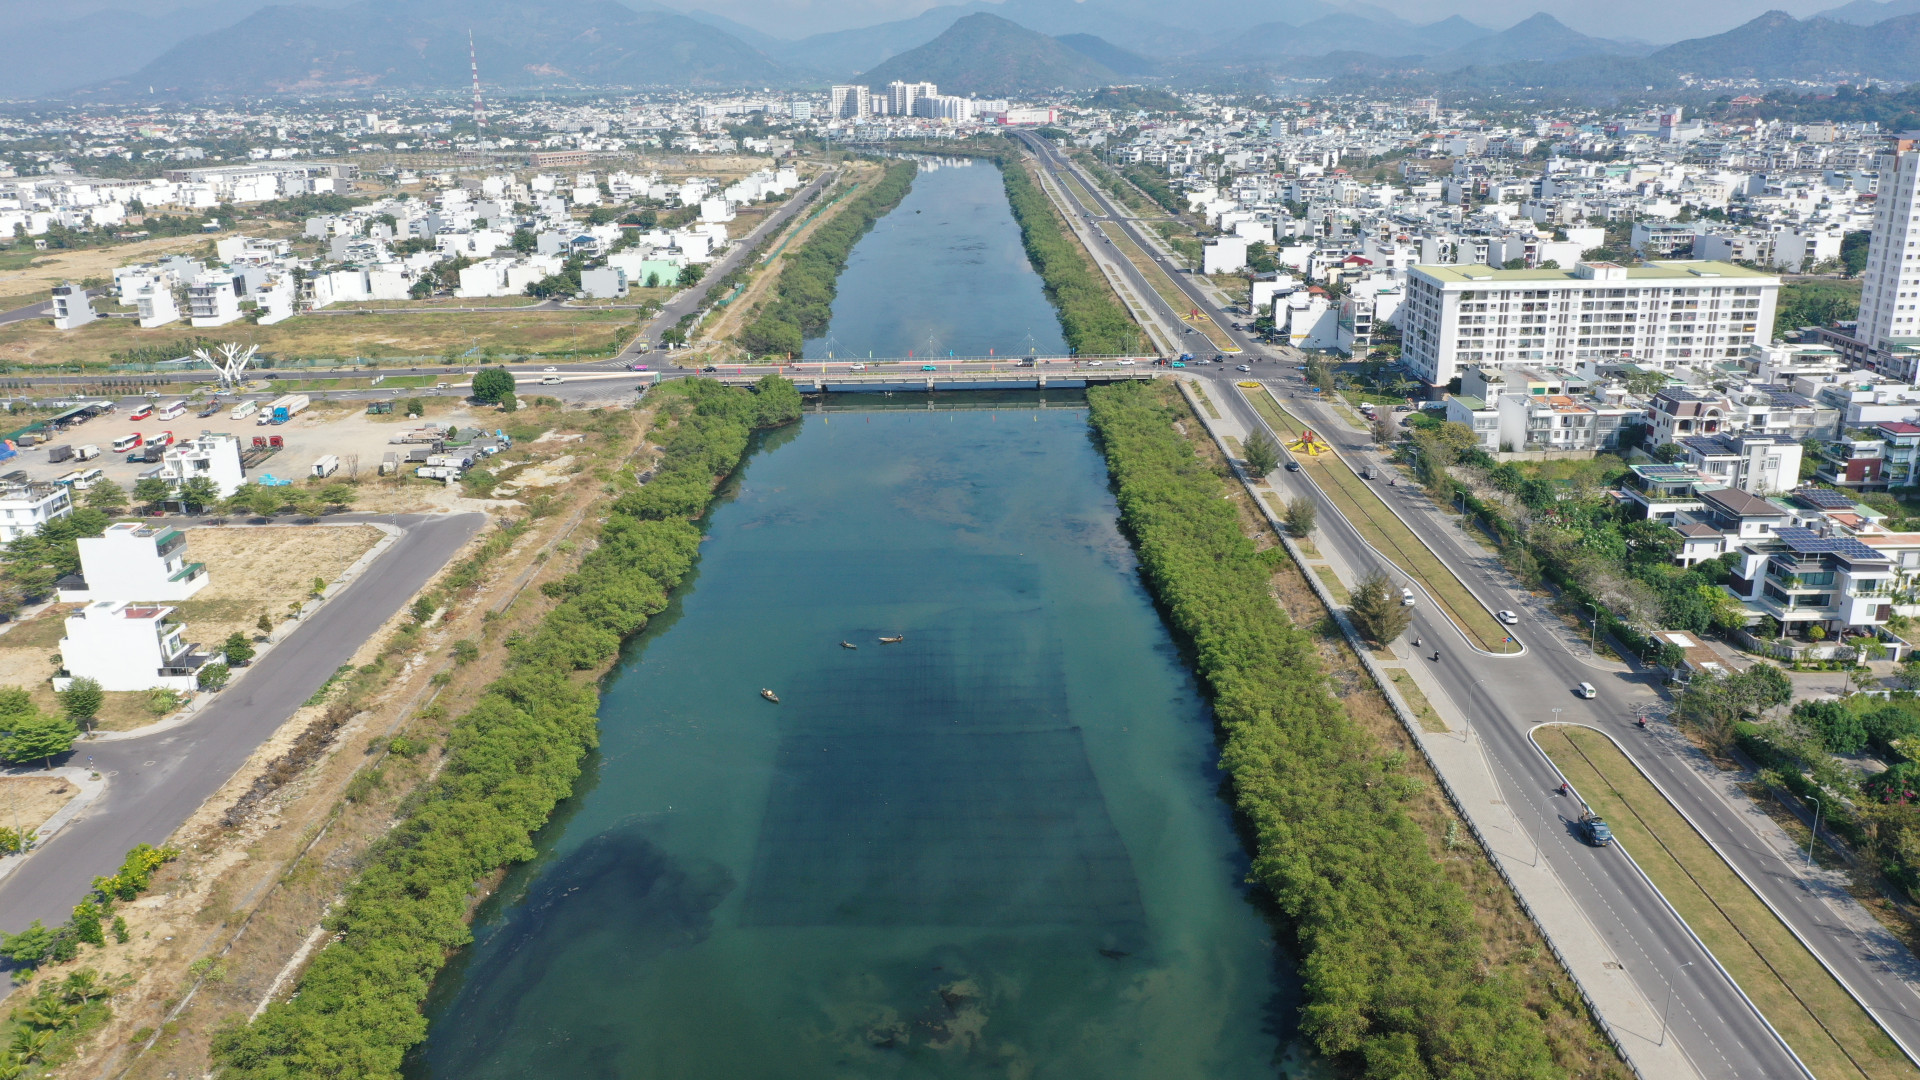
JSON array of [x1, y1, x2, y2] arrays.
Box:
[[710, 356, 1168, 393]]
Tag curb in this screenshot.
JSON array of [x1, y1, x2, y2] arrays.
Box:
[[0, 765, 106, 887], [1537, 721, 1920, 1073]]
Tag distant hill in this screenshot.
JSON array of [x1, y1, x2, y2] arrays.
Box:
[[1205, 11, 1489, 61], [857, 13, 1118, 96], [1054, 33, 1156, 76], [1420, 12, 1642, 71], [1817, 0, 1920, 24], [92, 0, 785, 97], [770, 3, 991, 78], [1646, 9, 1920, 81]]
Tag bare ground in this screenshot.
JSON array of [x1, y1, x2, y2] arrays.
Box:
[[0, 775, 78, 835]]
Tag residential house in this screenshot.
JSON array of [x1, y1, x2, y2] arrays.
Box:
[[63, 522, 209, 602], [55, 601, 220, 692]]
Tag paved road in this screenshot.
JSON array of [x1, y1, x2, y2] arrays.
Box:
[[0, 512, 485, 936], [0, 299, 52, 327]]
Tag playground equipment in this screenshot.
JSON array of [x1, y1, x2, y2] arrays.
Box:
[[1286, 428, 1332, 457]]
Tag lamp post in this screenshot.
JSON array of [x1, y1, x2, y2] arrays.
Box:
[[1661, 961, 1694, 1046], [1806, 797, 1823, 868], [1587, 602, 1601, 657]]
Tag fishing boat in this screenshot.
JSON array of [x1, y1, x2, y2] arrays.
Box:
[[878, 635, 904, 644], [760, 688, 780, 704], [839, 641, 857, 649]]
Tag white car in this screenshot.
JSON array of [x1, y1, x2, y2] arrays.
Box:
[[1087, 360, 1104, 367], [1576, 682, 1597, 699], [1400, 587, 1416, 606], [1117, 359, 1136, 366], [848, 363, 867, 371], [543, 366, 557, 372], [1237, 364, 1251, 371], [1497, 610, 1519, 625]]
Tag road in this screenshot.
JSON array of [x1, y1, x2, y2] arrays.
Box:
[[0, 299, 52, 327], [0, 512, 485, 936]]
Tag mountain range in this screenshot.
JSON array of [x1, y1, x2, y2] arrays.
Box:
[[24, 0, 1920, 102]]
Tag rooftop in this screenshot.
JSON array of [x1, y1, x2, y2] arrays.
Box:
[[1414, 259, 1777, 285]]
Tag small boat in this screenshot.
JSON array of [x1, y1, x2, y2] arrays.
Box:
[[878, 635, 904, 644], [839, 641, 857, 649], [760, 689, 780, 704]]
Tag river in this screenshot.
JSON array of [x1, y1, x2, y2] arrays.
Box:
[[411, 157, 1304, 1079]]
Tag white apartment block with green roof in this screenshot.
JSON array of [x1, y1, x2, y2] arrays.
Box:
[[1400, 259, 1779, 389]]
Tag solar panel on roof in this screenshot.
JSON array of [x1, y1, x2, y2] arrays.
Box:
[[1794, 489, 1856, 509], [1773, 527, 1887, 561]]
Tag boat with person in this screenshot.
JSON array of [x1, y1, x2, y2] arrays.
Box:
[[761, 689, 780, 704], [839, 641, 857, 649], [878, 635, 904, 644]]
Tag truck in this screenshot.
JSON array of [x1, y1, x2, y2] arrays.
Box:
[[311, 454, 340, 478], [231, 399, 260, 420], [264, 394, 310, 424], [46, 444, 73, 464], [415, 464, 462, 482], [73, 444, 99, 462], [379, 452, 400, 476]]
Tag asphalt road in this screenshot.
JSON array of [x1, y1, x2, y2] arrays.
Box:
[[0, 511, 485, 936], [0, 299, 52, 327]]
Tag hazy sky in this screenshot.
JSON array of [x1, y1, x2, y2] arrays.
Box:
[[678, 0, 1847, 42]]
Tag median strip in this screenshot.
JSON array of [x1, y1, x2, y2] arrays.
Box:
[[1240, 384, 1509, 653], [1100, 226, 1239, 352], [1537, 725, 1916, 1080]]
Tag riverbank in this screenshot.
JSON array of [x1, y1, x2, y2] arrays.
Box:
[[734, 161, 916, 359], [1085, 380, 1601, 1080], [208, 377, 804, 1080], [997, 152, 1141, 357]]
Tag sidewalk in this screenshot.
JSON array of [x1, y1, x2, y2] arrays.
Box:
[[1182, 376, 1702, 1080], [0, 765, 106, 887]]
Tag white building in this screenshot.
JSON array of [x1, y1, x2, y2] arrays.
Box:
[[580, 266, 627, 299], [148, 432, 246, 499], [187, 278, 242, 328], [1400, 260, 1780, 389], [0, 481, 71, 543], [133, 283, 179, 329], [50, 283, 94, 330], [831, 85, 870, 119], [56, 600, 217, 692], [1202, 235, 1250, 275], [1857, 135, 1920, 362], [69, 522, 209, 602]]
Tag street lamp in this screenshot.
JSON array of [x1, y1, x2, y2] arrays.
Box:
[[1661, 961, 1695, 1046], [1587, 602, 1601, 657], [1806, 797, 1823, 867]]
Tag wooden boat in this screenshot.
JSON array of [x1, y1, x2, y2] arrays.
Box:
[[760, 688, 780, 704], [878, 635, 904, 644], [839, 641, 857, 649]]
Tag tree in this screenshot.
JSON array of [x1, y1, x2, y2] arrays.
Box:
[[177, 476, 219, 513], [2, 711, 79, 767], [1674, 666, 1791, 752], [405, 397, 425, 417], [318, 483, 357, 510], [1369, 412, 1394, 447], [1243, 430, 1281, 476], [245, 485, 285, 518], [84, 482, 128, 513], [256, 613, 273, 636], [1284, 496, 1316, 537], [471, 367, 516, 406], [132, 477, 171, 509], [678, 263, 706, 287], [59, 677, 102, 732], [1349, 572, 1414, 646], [290, 491, 324, 519], [223, 631, 255, 666], [197, 662, 230, 691], [660, 326, 688, 348]]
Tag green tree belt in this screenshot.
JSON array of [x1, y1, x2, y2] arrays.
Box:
[[996, 154, 1140, 356], [1084, 381, 1558, 1080], [211, 376, 804, 1080]]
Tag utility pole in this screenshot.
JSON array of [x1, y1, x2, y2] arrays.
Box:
[[468, 30, 487, 144]]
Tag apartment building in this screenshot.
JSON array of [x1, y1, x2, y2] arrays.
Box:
[[0, 481, 72, 543], [66, 522, 209, 602], [1854, 135, 1920, 370], [50, 283, 94, 330], [1401, 260, 1780, 389], [54, 600, 219, 692]]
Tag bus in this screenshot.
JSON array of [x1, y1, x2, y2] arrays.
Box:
[[57, 468, 103, 489], [127, 405, 153, 421], [111, 433, 142, 453], [157, 400, 188, 420]]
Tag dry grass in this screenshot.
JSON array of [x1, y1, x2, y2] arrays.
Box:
[[703, 164, 880, 348], [168, 525, 384, 646], [0, 233, 215, 311], [1386, 669, 1450, 733], [1161, 380, 1631, 1080], [0, 775, 78, 833], [0, 308, 637, 368], [1537, 725, 1916, 1080]]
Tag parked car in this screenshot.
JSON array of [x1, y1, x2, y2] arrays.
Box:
[[1576, 682, 1597, 699], [1498, 610, 1519, 625]]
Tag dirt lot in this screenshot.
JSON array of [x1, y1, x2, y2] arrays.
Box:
[[0, 234, 216, 311], [0, 307, 637, 368], [0, 775, 78, 835]]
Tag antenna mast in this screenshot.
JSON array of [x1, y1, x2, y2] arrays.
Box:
[[468, 30, 486, 142]]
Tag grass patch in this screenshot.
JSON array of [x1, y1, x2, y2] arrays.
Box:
[[1387, 669, 1449, 733], [1244, 385, 1509, 653], [1185, 380, 1222, 420], [1102, 228, 1238, 352], [1537, 724, 1917, 1080], [1313, 564, 1351, 603]]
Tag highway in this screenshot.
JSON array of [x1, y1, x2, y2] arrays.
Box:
[[1003, 133, 1832, 1076], [0, 512, 485, 936]]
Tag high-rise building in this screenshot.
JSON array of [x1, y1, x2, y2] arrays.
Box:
[[1857, 135, 1920, 362], [887, 80, 937, 118], [829, 85, 869, 120]]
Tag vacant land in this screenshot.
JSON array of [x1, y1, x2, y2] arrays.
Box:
[[1537, 724, 1917, 1080], [0, 308, 637, 368], [0, 775, 78, 834], [1242, 383, 1509, 651], [170, 524, 385, 646], [0, 233, 217, 311]]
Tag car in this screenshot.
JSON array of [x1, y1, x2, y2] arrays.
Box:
[[1285, 461, 1301, 472], [701, 365, 718, 373], [1117, 359, 1136, 366], [1236, 364, 1251, 372], [848, 363, 867, 371], [1400, 587, 1416, 606], [1393, 404, 1413, 412], [1087, 360, 1104, 367], [1170, 361, 1186, 368], [1497, 610, 1519, 625], [921, 364, 937, 371], [1576, 682, 1597, 699], [543, 366, 557, 372], [1580, 815, 1614, 847], [628, 363, 650, 372]]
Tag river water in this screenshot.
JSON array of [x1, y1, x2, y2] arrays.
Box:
[[412, 158, 1301, 1079]]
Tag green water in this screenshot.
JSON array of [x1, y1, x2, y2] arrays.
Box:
[[412, 402, 1296, 1077]]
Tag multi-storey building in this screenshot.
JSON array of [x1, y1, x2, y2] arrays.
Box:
[[1855, 134, 1920, 373], [1401, 260, 1779, 389], [828, 85, 870, 120]]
